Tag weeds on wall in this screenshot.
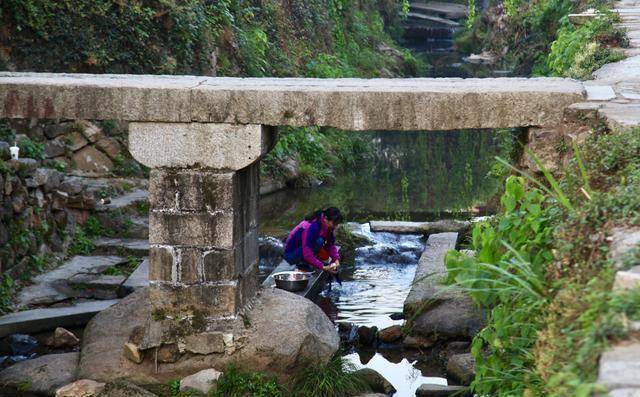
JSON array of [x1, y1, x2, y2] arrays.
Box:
[[445, 128, 640, 396]]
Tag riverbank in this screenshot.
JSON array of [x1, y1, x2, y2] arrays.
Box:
[[439, 1, 640, 393]]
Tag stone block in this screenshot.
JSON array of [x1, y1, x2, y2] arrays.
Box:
[[180, 369, 223, 395], [179, 248, 203, 284], [95, 137, 121, 159], [149, 282, 240, 318], [184, 332, 225, 354], [202, 247, 241, 282], [149, 169, 234, 212], [72, 146, 114, 173], [129, 122, 269, 170], [76, 120, 104, 143], [45, 138, 66, 158], [149, 211, 235, 249], [149, 246, 174, 282], [65, 130, 89, 151]]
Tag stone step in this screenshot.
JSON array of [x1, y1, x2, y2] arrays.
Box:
[[16, 255, 128, 308], [410, 1, 468, 19], [0, 300, 119, 337], [613, 266, 640, 290], [122, 258, 149, 291], [95, 188, 148, 214], [125, 216, 149, 239], [93, 238, 149, 256], [598, 343, 640, 390], [405, 11, 461, 26]]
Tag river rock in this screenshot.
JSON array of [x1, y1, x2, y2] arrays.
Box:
[[355, 368, 396, 394], [0, 352, 79, 396], [353, 394, 387, 397], [446, 353, 476, 385], [8, 333, 39, 355], [78, 288, 338, 384], [410, 296, 486, 340], [180, 368, 223, 394], [444, 341, 470, 357], [123, 343, 144, 364], [358, 326, 378, 347], [55, 379, 105, 397], [378, 325, 403, 343], [416, 384, 471, 397], [46, 327, 81, 348], [389, 312, 404, 320], [403, 335, 435, 349], [96, 380, 158, 397]]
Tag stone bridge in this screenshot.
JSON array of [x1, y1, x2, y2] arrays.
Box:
[[0, 72, 585, 329]]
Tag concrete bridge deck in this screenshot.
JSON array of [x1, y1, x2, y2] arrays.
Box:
[[0, 73, 584, 131]]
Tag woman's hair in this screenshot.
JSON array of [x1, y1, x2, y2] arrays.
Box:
[[304, 207, 344, 224]]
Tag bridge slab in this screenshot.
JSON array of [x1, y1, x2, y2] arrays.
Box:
[[0, 73, 584, 131]]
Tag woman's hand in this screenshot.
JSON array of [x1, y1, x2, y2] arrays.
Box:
[[323, 264, 338, 274]]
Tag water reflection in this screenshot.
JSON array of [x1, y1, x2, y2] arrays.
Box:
[[260, 130, 511, 236], [344, 352, 447, 397]]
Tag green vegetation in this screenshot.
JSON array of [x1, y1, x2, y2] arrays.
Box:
[[458, 0, 625, 77], [290, 356, 370, 397], [538, 13, 626, 78], [102, 256, 140, 276], [445, 127, 640, 395], [0, 274, 15, 314], [212, 366, 283, 397]]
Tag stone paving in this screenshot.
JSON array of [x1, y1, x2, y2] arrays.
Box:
[[580, 0, 640, 131], [591, 1, 640, 387]]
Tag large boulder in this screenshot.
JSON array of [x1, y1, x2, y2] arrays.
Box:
[[78, 287, 338, 385], [410, 296, 485, 340], [0, 352, 79, 396]]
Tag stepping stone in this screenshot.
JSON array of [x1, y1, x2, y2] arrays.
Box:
[[93, 238, 149, 256], [122, 258, 149, 290], [0, 300, 119, 337], [16, 256, 127, 308], [370, 220, 470, 234], [416, 384, 471, 396], [66, 274, 127, 300]]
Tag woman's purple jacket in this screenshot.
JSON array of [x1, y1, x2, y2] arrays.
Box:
[[283, 215, 340, 270]]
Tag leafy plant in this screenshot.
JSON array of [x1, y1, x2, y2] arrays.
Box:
[[68, 226, 95, 256]]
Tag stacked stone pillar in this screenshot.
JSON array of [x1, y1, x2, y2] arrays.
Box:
[[128, 122, 274, 325]]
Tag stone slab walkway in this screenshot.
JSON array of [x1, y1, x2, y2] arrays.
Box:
[[403, 232, 459, 315], [0, 300, 119, 337]]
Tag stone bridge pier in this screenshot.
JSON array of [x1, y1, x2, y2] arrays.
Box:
[[128, 122, 275, 324]]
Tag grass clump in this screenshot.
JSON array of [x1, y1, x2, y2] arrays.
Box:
[[212, 366, 283, 397], [290, 356, 370, 397], [445, 127, 640, 396]]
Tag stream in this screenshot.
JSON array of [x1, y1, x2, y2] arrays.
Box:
[[257, 19, 511, 396]]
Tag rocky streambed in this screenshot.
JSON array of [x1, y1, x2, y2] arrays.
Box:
[[260, 222, 482, 397]]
